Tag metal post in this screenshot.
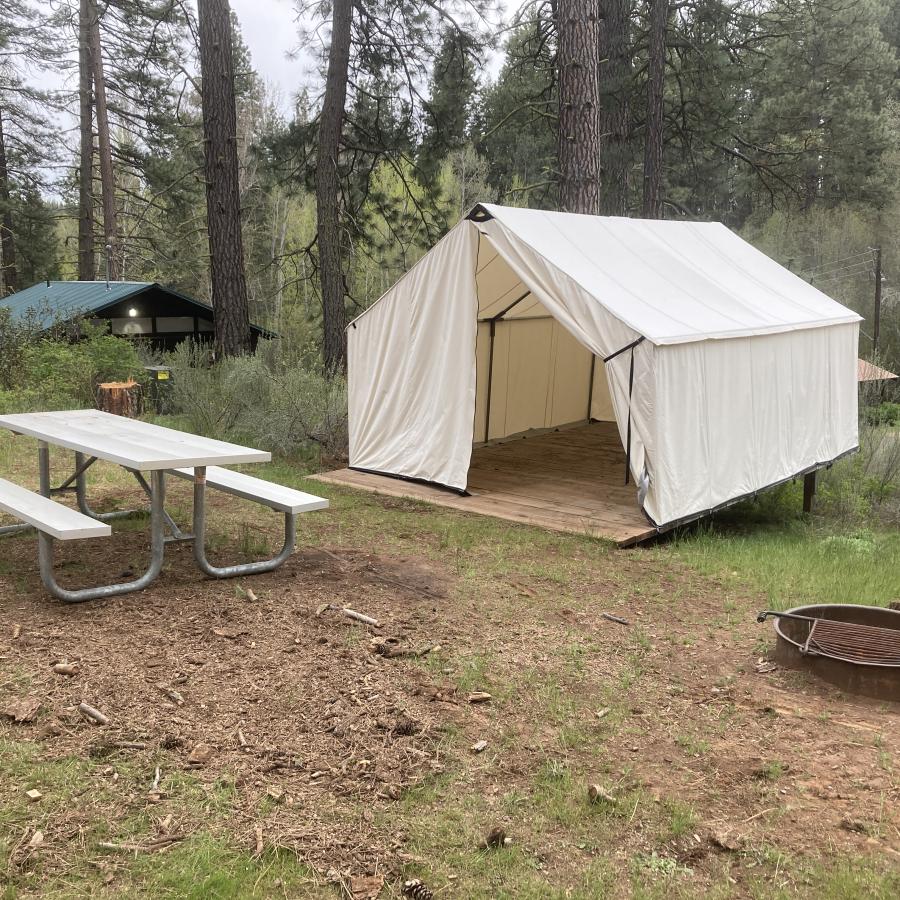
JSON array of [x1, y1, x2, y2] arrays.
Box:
[[37, 469, 166, 603], [803, 471, 817, 514], [587, 355, 596, 422], [192, 465, 297, 578], [38, 441, 50, 497], [873, 246, 882, 354], [75, 451, 136, 522], [484, 320, 495, 443]]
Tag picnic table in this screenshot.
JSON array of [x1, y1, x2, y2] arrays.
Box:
[[0, 410, 328, 602]]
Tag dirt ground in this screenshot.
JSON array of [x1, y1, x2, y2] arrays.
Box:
[[1, 477, 899, 897]]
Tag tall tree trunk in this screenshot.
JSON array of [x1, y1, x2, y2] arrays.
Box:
[[556, 0, 601, 215], [641, 0, 668, 218], [598, 0, 631, 216], [316, 0, 352, 374], [0, 109, 18, 295], [88, 0, 119, 280], [78, 0, 95, 281], [197, 0, 251, 357]]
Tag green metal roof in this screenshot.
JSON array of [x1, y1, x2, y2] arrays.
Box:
[[0, 281, 214, 329], [0, 281, 272, 336]]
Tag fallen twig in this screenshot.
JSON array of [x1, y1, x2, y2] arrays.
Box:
[[156, 683, 185, 706], [97, 835, 183, 853], [601, 612, 631, 626], [317, 602, 380, 627], [78, 702, 109, 726], [342, 607, 379, 627]]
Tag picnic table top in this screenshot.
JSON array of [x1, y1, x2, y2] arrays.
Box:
[[0, 409, 271, 470]]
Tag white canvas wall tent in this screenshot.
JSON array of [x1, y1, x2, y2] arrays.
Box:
[[344, 203, 861, 534]]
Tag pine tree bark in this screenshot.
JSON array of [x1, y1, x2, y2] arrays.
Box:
[[598, 0, 631, 216], [0, 108, 18, 295], [78, 0, 95, 281], [556, 0, 601, 215], [197, 0, 252, 357], [316, 0, 353, 374], [88, 0, 119, 281], [641, 0, 668, 218]]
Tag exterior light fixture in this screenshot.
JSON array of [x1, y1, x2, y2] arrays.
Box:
[[128, 307, 138, 317]]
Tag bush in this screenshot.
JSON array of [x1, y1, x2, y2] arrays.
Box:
[[165, 340, 347, 463], [863, 402, 900, 427], [819, 385, 900, 526], [0, 319, 146, 413]]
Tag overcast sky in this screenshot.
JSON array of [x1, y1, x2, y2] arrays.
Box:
[[230, 0, 310, 115], [230, 0, 509, 116]]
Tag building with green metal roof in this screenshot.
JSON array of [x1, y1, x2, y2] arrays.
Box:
[[1, 281, 270, 349]]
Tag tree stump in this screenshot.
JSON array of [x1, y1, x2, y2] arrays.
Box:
[[96, 380, 142, 417]]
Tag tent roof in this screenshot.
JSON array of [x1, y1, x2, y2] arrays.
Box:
[[0, 281, 271, 335], [473, 204, 862, 345]]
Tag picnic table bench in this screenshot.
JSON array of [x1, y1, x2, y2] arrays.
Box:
[[0, 410, 328, 602]]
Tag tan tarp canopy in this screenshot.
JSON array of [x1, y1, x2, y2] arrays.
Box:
[[347, 205, 861, 528]]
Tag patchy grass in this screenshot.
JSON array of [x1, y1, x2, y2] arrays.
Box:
[[0, 740, 329, 899], [2, 431, 900, 898], [669, 519, 900, 609]]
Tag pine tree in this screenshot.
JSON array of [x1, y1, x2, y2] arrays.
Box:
[[419, 28, 479, 182], [556, 0, 602, 214], [197, 0, 252, 356]]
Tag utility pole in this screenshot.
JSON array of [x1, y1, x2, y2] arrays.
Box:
[[873, 246, 882, 355]]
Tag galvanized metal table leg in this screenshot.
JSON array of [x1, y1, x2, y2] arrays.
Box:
[[129, 468, 191, 541], [192, 465, 296, 578], [37, 463, 167, 603], [75, 451, 140, 523]]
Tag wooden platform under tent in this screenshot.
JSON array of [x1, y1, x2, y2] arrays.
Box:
[[312, 422, 656, 547]]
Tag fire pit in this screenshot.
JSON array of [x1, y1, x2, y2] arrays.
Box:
[[758, 605, 900, 702]]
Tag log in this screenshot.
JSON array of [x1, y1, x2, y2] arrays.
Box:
[[96, 380, 142, 418]]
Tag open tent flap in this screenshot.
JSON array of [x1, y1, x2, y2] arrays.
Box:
[[474, 220, 658, 513], [347, 221, 480, 491]]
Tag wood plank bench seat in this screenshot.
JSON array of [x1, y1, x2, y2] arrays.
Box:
[[167, 467, 329, 514], [0, 478, 111, 541]]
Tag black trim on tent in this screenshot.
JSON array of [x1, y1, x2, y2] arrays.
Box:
[[348, 466, 470, 496], [603, 336, 646, 485], [467, 204, 494, 222], [640, 445, 860, 535]]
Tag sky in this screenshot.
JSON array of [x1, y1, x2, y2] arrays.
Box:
[[229, 0, 510, 116], [230, 0, 311, 115]]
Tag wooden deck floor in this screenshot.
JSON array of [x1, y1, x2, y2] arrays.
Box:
[[312, 423, 656, 546]]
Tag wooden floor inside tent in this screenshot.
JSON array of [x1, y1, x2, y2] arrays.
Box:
[[312, 422, 657, 547]]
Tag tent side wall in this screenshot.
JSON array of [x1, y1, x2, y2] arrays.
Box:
[[347, 221, 480, 491], [650, 322, 860, 525]]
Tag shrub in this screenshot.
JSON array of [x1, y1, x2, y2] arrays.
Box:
[[0, 318, 146, 413], [863, 402, 900, 428], [165, 340, 348, 463], [819, 383, 900, 525]]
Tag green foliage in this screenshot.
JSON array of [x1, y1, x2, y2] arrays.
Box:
[[864, 402, 900, 427], [165, 340, 347, 462], [0, 321, 145, 412], [671, 520, 900, 608]]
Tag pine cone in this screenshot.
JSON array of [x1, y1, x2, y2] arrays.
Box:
[[401, 879, 434, 900]]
